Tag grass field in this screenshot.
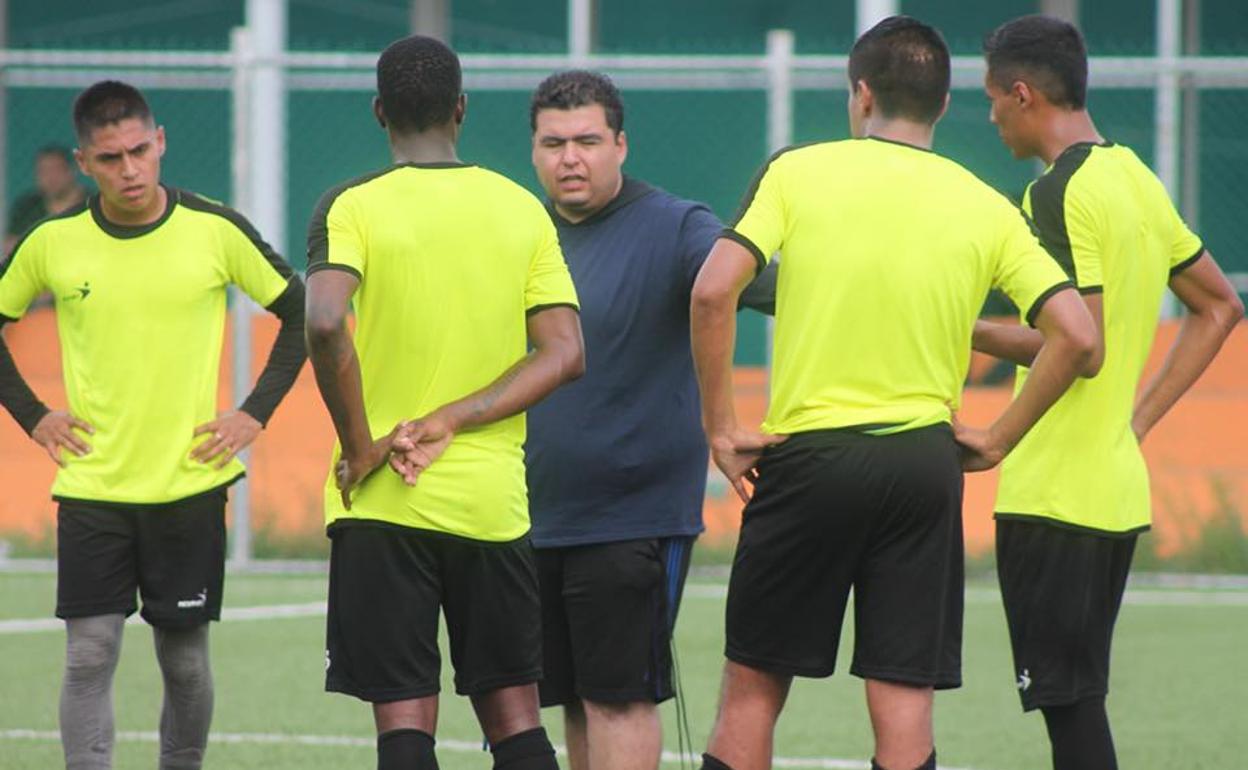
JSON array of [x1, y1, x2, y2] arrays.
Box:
[[1, 564, 1245, 770]]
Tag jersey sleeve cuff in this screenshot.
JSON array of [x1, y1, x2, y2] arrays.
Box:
[[305, 261, 362, 280], [1078, 285, 1104, 295], [1169, 244, 1206, 276], [1025, 280, 1075, 328], [526, 302, 580, 317], [719, 229, 767, 276]]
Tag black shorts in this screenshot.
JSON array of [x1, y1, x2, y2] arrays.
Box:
[[325, 520, 543, 703], [725, 425, 964, 689], [55, 487, 229, 629], [537, 536, 694, 707], [996, 517, 1137, 711]]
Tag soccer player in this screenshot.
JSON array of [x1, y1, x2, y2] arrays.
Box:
[[978, 16, 1243, 770], [305, 36, 584, 770], [525, 70, 776, 770], [5, 145, 87, 256], [689, 17, 1102, 770], [0, 81, 306, 770]]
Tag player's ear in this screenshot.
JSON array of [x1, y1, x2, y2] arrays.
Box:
[[453, 93, 467, 126], [73, 147, 89, 176], [372, 96, 387, 129], [615, 129, 628, 163], [935, 91, 951, 123], [1013, 80, 1033, 108], [856, 80, 874, 116], [154, 125, 167, 157]]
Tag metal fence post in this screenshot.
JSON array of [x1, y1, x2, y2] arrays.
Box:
[[229, 26, 254, 568], [763, 29, 794, 377], [1156, 0, 1183, 318]]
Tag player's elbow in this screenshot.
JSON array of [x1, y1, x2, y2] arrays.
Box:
[[1067, 322, 1102, 378], [690, 276, 737, 318], [1078, 332, 1105, 378], [562, 338, 586, 383], [1216, 292, 1245, 335], [303, 305, 347, 350]]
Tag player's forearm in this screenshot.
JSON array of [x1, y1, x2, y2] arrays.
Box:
[[239, 278, 308, 426], [305, 317, 372, 458], [987, 331, 1091, 453], [691, 288, 740, 437], [972, 319, 1042, 368], [432, 337, 584, 434], [1133, 308, 1240, 439], [0, 322, 50, 435]]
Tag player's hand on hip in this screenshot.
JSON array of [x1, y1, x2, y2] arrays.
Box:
[[708, 429, 787, 504], [191, 410, 263, 469], [952, 414, 1007, 472], [337, 425, 403, 509], [389, 412, 455, 486], [31, 410, 94, 467]]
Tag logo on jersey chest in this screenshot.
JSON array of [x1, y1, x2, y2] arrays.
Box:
[[60, 282, 91, 301]]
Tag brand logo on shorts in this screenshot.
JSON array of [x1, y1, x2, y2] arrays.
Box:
[[1017, 668, 1032, 691], [177, 589, 208, 609]]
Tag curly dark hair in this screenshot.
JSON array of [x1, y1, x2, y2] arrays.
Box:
[[529, 70, 624, 134], [376, 35, 462, 133]]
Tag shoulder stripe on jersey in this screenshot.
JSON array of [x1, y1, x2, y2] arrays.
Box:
[[1026, 143, 1095, 283], [177, 190, 295, 281], [0, 199, 90, 283], [728, 141, 822, 228], [306, 165, 407, 272]]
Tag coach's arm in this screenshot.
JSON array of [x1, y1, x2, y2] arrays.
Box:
[[389, 306, 585, 485], [691, 238, 787, 504]]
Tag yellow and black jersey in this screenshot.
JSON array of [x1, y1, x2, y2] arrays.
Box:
[[727, 137, 1071, 437], [0, 187, 301, 505], [306, 162, 578, 542], [997, 141, 1204, 534]]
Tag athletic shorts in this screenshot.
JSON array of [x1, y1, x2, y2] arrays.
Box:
[[55, 486, 229, 629], [325, 520, 543, 703], [536, 536, 694, 707], [725, 425, 964, 689], [996, 517, 1137, 711]]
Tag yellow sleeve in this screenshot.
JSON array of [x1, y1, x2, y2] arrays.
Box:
[[525, 215, 578, 313], [0, 227, 48, 319], [725, 152, 788, 273], [1062, 187, 1105, 293], [306, 187, 365, 278], [994, 205, 1075, 328], [1163, 196, 1204, 276], [220, 210, 295, 307]]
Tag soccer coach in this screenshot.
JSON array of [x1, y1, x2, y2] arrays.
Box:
[[690, 16, 1101, 770]]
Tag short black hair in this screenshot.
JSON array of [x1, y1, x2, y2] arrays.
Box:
[[72, 81, 153, 144], [848, 16, 950, 124], [35, 144, 73, 165], [984, 15, 1088, 110], [376, 35, 462, 134], [530, 70, 624, 134]]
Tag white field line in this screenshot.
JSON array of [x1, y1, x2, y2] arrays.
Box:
[[0, 729, 983, 770], [4, 583, 1246, 636]]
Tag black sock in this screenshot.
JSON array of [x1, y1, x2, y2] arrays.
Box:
[[377, 728, 438, 770], [871, 750, 936, 770], [490, 727, 557, 770], [1041, 697, 1117, 770], [701, 753, 734, 770]]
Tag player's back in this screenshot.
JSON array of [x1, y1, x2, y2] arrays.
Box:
[[308, 162, 576, 539], [737, 138, 1066, 436], [998, 142, 1205, 532]]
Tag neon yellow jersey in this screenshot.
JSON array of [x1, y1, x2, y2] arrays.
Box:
[[306, 163, 579, 542], [728, 138, 1071, 436], [0, 188, 295, 504], [996, 142, 1204, 534]]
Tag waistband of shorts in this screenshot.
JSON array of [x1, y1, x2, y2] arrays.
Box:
[[326, 517, 532, 548]]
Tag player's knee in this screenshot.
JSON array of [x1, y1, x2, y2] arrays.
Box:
[[64, 616, 124, 680], [154, 627, 212, 690]]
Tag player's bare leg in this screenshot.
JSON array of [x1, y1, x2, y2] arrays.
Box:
[[582, 698, 662, 770], [865, 679, 934, 770], [703, 660, 792, 770]]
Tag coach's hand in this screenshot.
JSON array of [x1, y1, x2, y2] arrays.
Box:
[[709, 429, 787, 504], [192, 411, 263, 469], [337, 426, 402, 509], [31, 410, 94, 467], [952, 416, 1008, 472], [389, 412, 455, 486]]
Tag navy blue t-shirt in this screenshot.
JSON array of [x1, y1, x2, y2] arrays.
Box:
[[526, 177, 773, 547]]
